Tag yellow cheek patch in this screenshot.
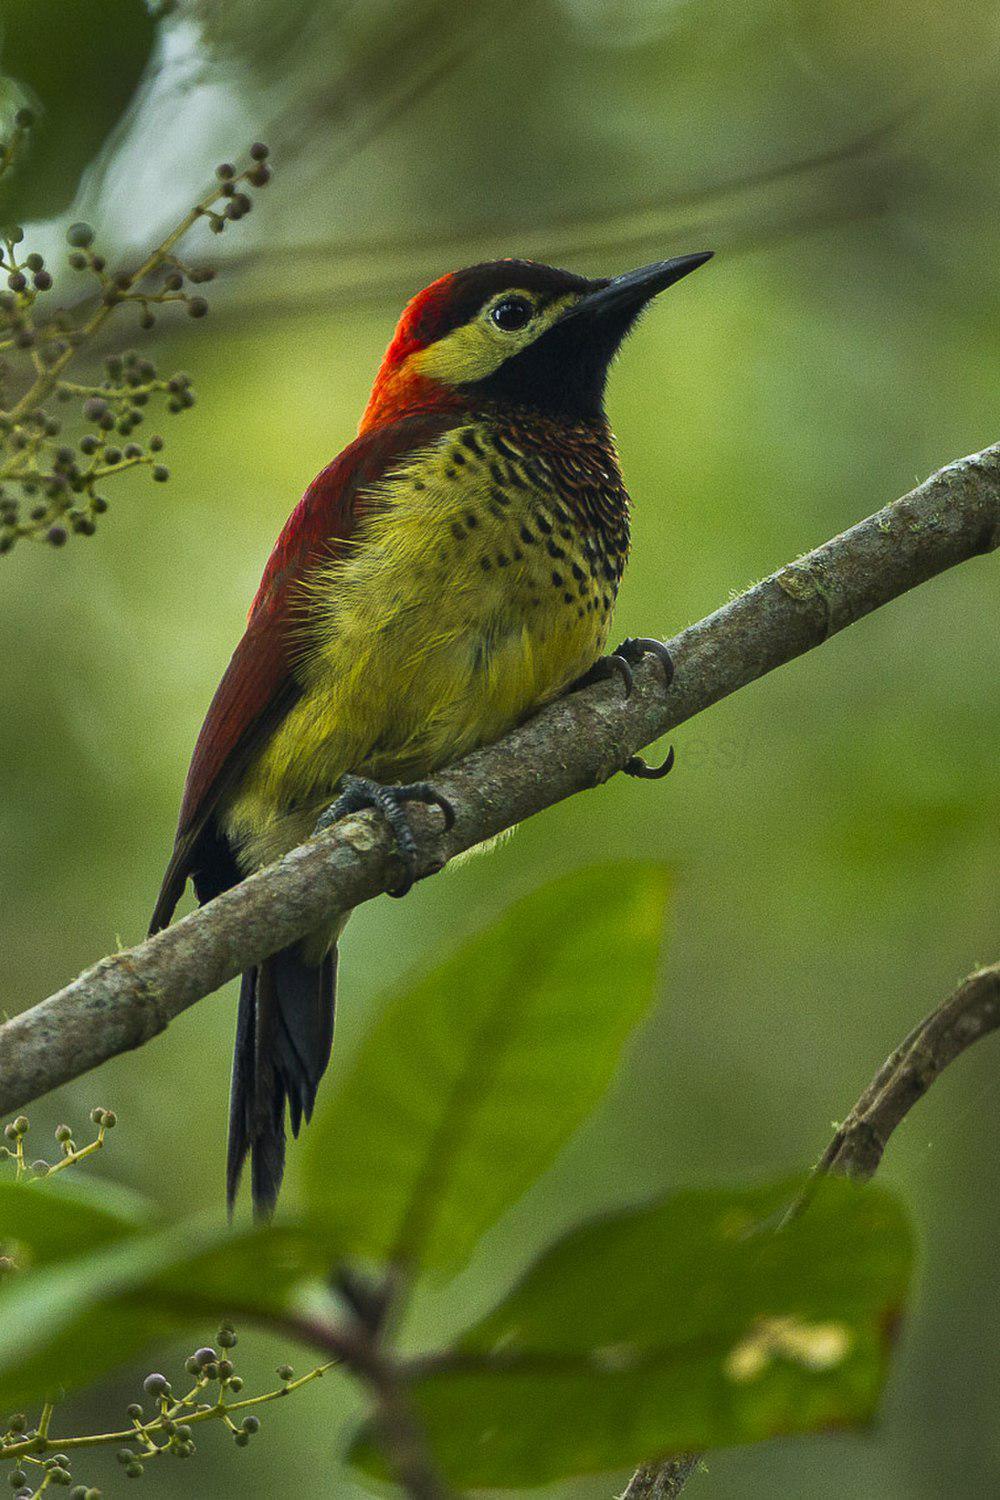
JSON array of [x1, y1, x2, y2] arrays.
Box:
[[409, 291, 579, 386]]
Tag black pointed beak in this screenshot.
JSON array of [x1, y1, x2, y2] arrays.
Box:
[[563, 252, 713, 324]]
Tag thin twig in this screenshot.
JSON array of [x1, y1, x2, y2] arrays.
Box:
[[623, 961, 1000, 1498], [0, 442, 997, 1113]]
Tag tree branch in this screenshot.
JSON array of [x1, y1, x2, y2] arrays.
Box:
[[1, 443, 998, 1114], [623, 961, 1000, 1498]]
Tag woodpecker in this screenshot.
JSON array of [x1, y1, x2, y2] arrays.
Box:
[[150, 252, 712, 1214]]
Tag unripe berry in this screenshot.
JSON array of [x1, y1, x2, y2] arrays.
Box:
[[66, 222, 95, 248]]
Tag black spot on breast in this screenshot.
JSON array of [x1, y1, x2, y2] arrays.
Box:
[[551, 570, 564, 587], [497, 552, 511, 567], [452, 449, 467, 465], [480, 556, 492, 571], [534, 512, 552, 535], [519, 523, 536, 545], [490, 486, 511, 507], [493, 431, 523, 460], [571, 562, 586, 581], [451, 520, 466, 540], [464, 510, 479, 529], [546, 539, 567, 560], [461, 429, 485, 456], [563, 591, 575, 605]]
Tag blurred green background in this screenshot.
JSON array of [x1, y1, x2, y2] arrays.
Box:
[[2, 0, 999, 1494]]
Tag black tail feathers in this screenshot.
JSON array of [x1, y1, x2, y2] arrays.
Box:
[[227, 944, 337, 1216]]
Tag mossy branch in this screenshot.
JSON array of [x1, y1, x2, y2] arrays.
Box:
[[0, 437, 996, 1113]]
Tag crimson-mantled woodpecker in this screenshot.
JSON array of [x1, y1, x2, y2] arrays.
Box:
[[151, 252, 712, 1214]]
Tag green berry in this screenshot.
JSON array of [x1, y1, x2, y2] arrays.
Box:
[[12, 1117, 28, 1135], [55, 1124, 72, 1142], [152, 465, 169, 482], [277, 1364, 293, 1381], [66, 223, 95, 248]]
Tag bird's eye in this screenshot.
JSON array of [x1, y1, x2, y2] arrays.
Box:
[[490, 295, 533, 332]]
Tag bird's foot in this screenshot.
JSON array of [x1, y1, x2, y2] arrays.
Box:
[[570, 635, 675, 699], [623, 744, 675, 780], [314, 775, 455, 896], [570, 637, 677, 782]]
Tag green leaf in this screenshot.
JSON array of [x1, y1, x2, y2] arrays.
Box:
[[301, 861, 672, 1275], [0, 1175, 153, 1270], [0, 1185, 331, 1407], [0, 0, 156, 222], [352, 1177, 913, 1488]]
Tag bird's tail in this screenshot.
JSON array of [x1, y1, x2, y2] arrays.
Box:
[[227, 942, 338, 1216]]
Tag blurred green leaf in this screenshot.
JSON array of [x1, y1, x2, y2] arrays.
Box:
[[352, 1177, 912, 1488], [0, 1185, 331, 1406], [0, 1175, 149, 1265], [0, 0, 156, 221], [301, 862, 671, 1276]]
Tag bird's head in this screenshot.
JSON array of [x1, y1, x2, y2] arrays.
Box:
[[359, 253, 712, 434]]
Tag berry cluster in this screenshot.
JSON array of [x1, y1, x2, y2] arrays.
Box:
[[0, 1108, 116, 1188], [0, 124, 272, 554], [0, 1333, 331, 1496]]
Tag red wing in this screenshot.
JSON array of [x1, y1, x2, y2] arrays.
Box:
[[150, 410, 457, 933]]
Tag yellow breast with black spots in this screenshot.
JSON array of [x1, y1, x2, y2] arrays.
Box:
[[223, 414, 630, 870]]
